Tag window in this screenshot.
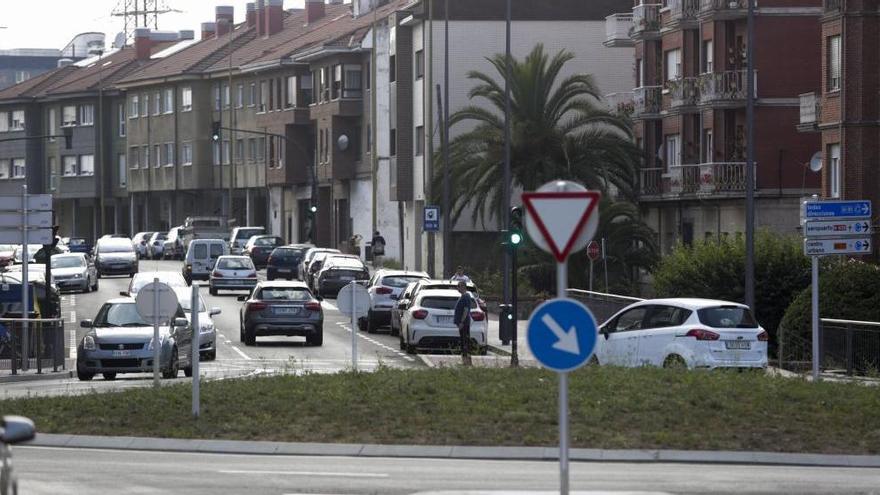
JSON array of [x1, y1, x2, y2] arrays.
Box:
[[61, 106, 76, 127], [249, 83, 256, 107], [236, 84, 244, 108], [828, 35, 841, 91], [331, 65, 342, 100], [828, 143, 841, 198], [257, 137, 266, 162], [415, 125, 425, 156], [163, 143, 174, 166], [320, 68, 330, 102], [235, 139, 244, 162], [182, 142, 192, 165], [702, 129, 713, 163], [0, 112, 7, 132], [213, 141, 221, 165], [275, 77, 283, 110], [285, 76, 296, 108], [118, 104, 126, 136], [48, 108, 57, 140], [260, 80, 268, 111], [636, 58, 643, 87], [222, 83, 230, 108], [164, 88, 174, 113], [11, 111, 24, 130], [63, 156, 78, 176], [664, 48, 681, 82], [153, 144, 161, 168], [48, 156, 56, 184], [0, 159, 8, 179], [268, 79, 276, 109], [222, 140, 230, 164], [301, 74, 313, 105], [130, 147, 139, 169], [11, 158, 24, 179], [612, 307, 648, 332], [390, 128, 397, 156], [366, 123, 371, 152], [664, 134, 680, 167], [644, 305, 691, 329], [79, 105, 94, 126], [702, 40, 714, 73], [141, 93, 149, 117], [142, 146, 149, 167], [343, 65, 362, 98], [365, 61, 371, 90], [389, 55, 396, 83], [14, 71, 30, 84], [153, 91, 161, 115], [213, 84, 221, 111], [181, 87, 192, 112], [415, 49, 424, 79], [130, 95, 139, 118], [118, 154, 127, 187], [248, 138, 256, 163]]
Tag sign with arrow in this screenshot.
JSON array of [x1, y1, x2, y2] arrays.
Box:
[[527, 298, 598, 372], [804, 237, 872, 256], [803, 200, 871, 220], [804, 219, 873, 238], [522, 181, 601, 262]]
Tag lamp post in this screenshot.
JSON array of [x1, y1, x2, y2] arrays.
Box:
[[745, 0, 756, 312]]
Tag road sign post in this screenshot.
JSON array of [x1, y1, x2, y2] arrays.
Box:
[[337, 282, 370, 371], [21, 186, 28, 371], [191, 282, 200, 419], [135, 280, 178, 388]]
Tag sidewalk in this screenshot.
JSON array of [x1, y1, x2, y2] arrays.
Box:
[[0, 358, 74, 383]]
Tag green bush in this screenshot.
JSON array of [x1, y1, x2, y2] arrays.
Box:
[[779, 260, 880, 359], [652, 231, 810, 349]]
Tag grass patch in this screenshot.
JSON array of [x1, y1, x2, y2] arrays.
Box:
[[2, 367, 879, 454]]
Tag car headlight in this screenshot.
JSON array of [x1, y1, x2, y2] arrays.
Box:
[[73, 273, 82, 279], [83, 335, 96, 351]]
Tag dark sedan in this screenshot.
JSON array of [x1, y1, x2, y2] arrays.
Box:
[[315, 258, 370, 297], [238, 281, 324, 346], [64, 237, 92, 254], [244, 235, 285, 268]]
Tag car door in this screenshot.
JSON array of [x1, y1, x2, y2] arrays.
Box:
[[599, 306, 647, 366], [638, 305, 692, 366]]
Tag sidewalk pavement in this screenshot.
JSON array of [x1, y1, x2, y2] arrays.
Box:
[[25, 433, 880, 468], [0, 358, 74, 384]]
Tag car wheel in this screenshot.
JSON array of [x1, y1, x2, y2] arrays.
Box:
[[244, 329, 256, 346], [209, 288, 217, 296], [97, 272, 102, 279], [405, 343, 417, 355], [390, 320, 400, 337], [93, 279, 99, 291], [129, 272, 135, 278], [162, 348, 179, 379], [102, 372, 117, 380], [308, 328, 324, 346], [184, 364, 193, 377], [399, 332, 406, 350], [587, 355, 600, 366], [205, 350, 216, 361], [366, 313, 377, 334], [663, 354, 687, 370], [77, 370, 94, 381]]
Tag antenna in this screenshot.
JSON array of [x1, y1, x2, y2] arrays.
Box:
[[111, 0, 181, 46], [809, 151, 823, 172]]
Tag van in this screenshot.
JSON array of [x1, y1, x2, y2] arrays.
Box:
[[183, 239, 229, 284], [229, 226, 265, 255]]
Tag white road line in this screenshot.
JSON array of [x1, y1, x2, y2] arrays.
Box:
[[218, 470, 389, 479], [336, 323, 415, 362], [229, 346, 251, 360]]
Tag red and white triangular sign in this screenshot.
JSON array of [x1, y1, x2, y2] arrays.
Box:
[[522, 190, 601, 262]]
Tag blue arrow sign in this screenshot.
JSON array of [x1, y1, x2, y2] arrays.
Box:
[[804, 200, 871, 219], [527, 298, 598, 372]]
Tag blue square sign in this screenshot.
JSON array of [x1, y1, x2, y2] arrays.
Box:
[[424, 205, 440, 232]]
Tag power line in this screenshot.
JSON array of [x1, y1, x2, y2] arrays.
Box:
[[111, 0, 180, 45]]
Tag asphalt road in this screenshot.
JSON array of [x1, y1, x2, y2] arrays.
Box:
[[1, 259, 421, 398], [13, 446, 880, 494]]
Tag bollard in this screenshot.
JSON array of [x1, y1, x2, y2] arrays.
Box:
[[845, 323, 854, 376]]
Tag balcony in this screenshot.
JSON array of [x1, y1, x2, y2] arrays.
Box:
[[640, 167, 664, 196], [668, 162, 749, 195], [632, 3, 661, 40], [605, 91, 635, 116], [699, 0, 747, 20], [604, 13, 634, 47], [667, 77, 700, 110], [798, 92, 821, 132], [699, 70, 754, 107], [665, 0, 700, 29], [633, 86, 662, 118]]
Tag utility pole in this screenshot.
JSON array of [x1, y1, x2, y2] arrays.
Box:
[[745, 0, 756, 312], [502, 0, 513, 332], [442, 0, 451, 278]]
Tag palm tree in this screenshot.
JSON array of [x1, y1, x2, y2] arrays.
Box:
[[439, 43, 642, 227]]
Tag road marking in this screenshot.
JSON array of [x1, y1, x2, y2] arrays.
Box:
[[218, 470, 389, 479], [230, 346, 251, 360], [336, 322, 415, 362]]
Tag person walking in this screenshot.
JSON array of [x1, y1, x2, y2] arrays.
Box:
[[371, 230, 386, 268], [450, 265, 471, 284], [453, 280, 474, 367]]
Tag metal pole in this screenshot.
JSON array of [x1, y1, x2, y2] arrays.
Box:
[[557, 260, 568, 495], [744, 0, 756, 312], [589, 260, 594, 292], [811, 256, 819, 382], [502, 0, 512, 328], [351, 281, 358, 371], [510, 246, 518, 367], [21, 185, 28, 372], [191, 282, 200, 418], [602, 238, 608, 294], [153, 277, 160, 387], [442, 0, 451, 278]]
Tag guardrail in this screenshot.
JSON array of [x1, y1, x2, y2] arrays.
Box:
[[605, 13, 634, 44], [0, 318, 65, 375], [566, 289, 644, 325], [819, 318, 880, 375]]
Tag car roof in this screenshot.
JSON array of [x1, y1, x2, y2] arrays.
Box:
[[626, 298, 749, 311], [106, 297, 136, 304], [377, 270, 429, 278], [234, 226, 265, 230], [52, 252, 85, 258], [257, 280, 310, 289], [190, 238, 225, 244], [417, 289, 462, 298], [278, 244, 313, 249], [98, 238, 133, 246], [133, 271, 185, 280], [217, 255, 251, 260], [419, 279, 477, 288], [324, 258, 366, 268]]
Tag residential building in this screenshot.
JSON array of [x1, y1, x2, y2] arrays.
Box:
[[0, 33, 104, 90], [606, 0, 823, 252]]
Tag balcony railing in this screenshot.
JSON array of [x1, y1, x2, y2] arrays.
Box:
[[633, 86, 662, 117], [668, 77, 700, 108], [669, 162, 749, 195], [799, 92, 820, 125], [699, 0, 747, 16], [699, 70, 754, 104], [605, 13, 634, 47], [667, 0, 700, 24], [641, 167, 664, 196], [632, 3, 661, 36], [605, 91, 635, 116]]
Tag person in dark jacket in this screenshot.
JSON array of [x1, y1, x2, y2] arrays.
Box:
[[453, 281, 474, 366], [371, 231, 386, 267]]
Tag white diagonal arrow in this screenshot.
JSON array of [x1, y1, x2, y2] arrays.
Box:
[[542, 314, 580, 355]]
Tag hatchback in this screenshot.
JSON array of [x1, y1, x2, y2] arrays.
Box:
[[94, 238, 138, 278], [314, 257, 369, 297], [64, 237, 92, 254], [244, 235, 285, 268], [209, 255, 258, 295], [132, 232, 155, 259], [147, 232, 167, 259], [596, 298, 768, 369], [238, 281, 324, 346], [360, 269, 429, 334], [229, 226, 265, 255], [126, 271, 188, 297], [300, 248, 340, 285], [50, 253, 98, 293], [399, 289, 488, 355], [266, 244, 313, 281]]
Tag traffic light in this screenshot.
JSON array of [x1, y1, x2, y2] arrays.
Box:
[[309, 205, 317, 214], [62, 127, 73, 149], [211, 121, 221, 142], [508, 206, 524, 248]]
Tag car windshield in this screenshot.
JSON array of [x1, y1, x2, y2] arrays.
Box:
[[272, 248, 299, 259], [257, 288, 312, 301], [382, 275, 425, 288], [218, 258, 254, 270], [420, 297, 461, 310], [255, 237, 281, 246], [235, 229, 263, 241], [697, 306, 758, 329], [100, 242, 134, 253], [51, 256, 85, 269], [176, 294, 206, 312], [93, 302, 151, 327]]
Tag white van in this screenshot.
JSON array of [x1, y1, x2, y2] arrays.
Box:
[[229, 226, 265, 255], [183, 239, 229, 284]]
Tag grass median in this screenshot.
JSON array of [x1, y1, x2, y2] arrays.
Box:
[[2, 366, 879, 454]]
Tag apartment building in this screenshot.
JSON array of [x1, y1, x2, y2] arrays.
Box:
[[798, 0, 879, 221], [606, 0, 823, 252]]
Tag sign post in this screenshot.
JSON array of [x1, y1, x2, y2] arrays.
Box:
[[135, 280, 178, 388], [802, 198, 873, 382], [523, 180, 600, 495], [587, 240, 600, 292], [21, 186, 28, 371], [337, 282, 370, 371], [191, 282, 201, 418]]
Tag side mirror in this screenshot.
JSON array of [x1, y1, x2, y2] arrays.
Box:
[[173, 317, 189, 328], [80, 319, 93, 328], [119, 291, 128, 297], [209, 307, 221, 316], [237, 295, 248, 302], [1, 416, 35, 445], [316, 295, 324, 302]]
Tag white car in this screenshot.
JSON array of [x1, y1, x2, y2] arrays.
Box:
[[173, 287, 221, 361], [595, 298, 768, 369], [209, 255, 258, 295], [132, 232, 155, 259], [399, 289, 488, 355], [360, 269, 429, 334], [147, 232, 167, 259], [127, 271, 189, 297]]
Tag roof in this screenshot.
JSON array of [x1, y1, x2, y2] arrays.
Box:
[[416, 288, 461, 298], [626, 298, 750, 310], [376, 270, 429, 278], [324, 258, 367, 268]]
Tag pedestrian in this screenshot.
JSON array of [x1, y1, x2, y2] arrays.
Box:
[[453, 280, 474, 367], [450, 265, 471, 284], [371, 230, 386, 268]]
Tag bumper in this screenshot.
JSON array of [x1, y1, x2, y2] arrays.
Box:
[[77, 349, 166, 374], [210, 278, 258, 290], [267, 267, 298, 279], [410, 325, 487, 349], [246, 320, 322, 337], [98, 264, 137, 275], [54, 278, 88, 291], [368, 309, 392, 325], [318, 280, 356, 294], [198, 332, 216, 353]]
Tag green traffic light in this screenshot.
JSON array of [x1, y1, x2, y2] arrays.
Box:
[[310, 206, 318, 213], [510, 232, 523, 245]]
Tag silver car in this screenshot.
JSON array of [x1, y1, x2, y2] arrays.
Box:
[[127, 271, 189, 298], [50, 253, 98, 293], [147, 232, 167, 259], [174, 287, 221, 361], [132, 232, 155, 259], [76, 298, 194, 381], [209, 255, 258, 295]]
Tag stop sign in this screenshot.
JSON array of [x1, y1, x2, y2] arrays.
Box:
[[587, 240, 601, 261]]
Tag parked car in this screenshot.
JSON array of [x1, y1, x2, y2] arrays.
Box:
[[12, 245, 41, 264], [132, 232, 154, 259], [399, 289, 488, 355], [0, 245, 15, 268], [183, 239, 228, 284], [360, 270, 429, 334], [238, 281, 324, 346], [181, 216, 233, 251], [63, 237, 92, 254], [126, 271, 188, 297], [243, 235, 285, 268], [314, 257, 370, 297], [300, 248, 340, 284], [76, 297, 193, 381], [163, 227, 184, 260], [147, 232, 167, 259], [209, 255, 258, 295], [266, 244, 313, 281], [229, 226, 265, 255], [305, 252, 355, 290], [50, 253, 98, 293], [595, 298, 768, 370], [100, 234, 130, 240], [173, 287, 220, 361], [391, 279, 484, 336], [1, 415, 36, 495], [94, 238, 138, 278]]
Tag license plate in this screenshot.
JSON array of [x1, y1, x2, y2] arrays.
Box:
[[725, 340, 750, 350], [435, 315, 454, 324], [112, 264, 126, 269], [111, 350, 131, 357], [278, 268, 291, 273], [274, 307, 299, 315]]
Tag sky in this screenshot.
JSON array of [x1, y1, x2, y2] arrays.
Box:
[[0, 0, 309, 50]]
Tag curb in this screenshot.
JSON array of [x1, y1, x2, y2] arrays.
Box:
[[24, 433, 880, 468], [0, 370, 73, 384]]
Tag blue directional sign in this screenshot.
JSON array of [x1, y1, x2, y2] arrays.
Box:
[[804, 200, 871, 220], [527, 298, 598, 372], [423, 205, 440, 232]]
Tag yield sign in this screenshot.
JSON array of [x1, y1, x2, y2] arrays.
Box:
[[522, 187, 601, 262]]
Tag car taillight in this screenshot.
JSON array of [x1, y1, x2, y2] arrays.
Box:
[[757, 330, 769, 342], [412, 309, 428, 320], [470, 311, 485, 321], [685, 328, 720, 341], [267, 256, 273, 264], [212, 271, 223, 278], [376, 287, 393, 295], [305, 301, 322, 312], [246, 302, 267, 313], [247, 271, 257, 279]]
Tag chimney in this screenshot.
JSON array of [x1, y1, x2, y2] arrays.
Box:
[[215, 6, 234, 37], [265, 0, 284, 36], [305, 0, 325, 25], [134, 28, 154, 60], [256, 0, 265, 36], [178, 30, 195, 41], [201, 22, 216, 40], [246, 3, 257, 28]]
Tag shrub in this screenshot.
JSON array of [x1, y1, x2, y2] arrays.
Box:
[[652, 230, 810, 350]]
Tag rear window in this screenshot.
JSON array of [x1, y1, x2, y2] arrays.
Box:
[[209, 243, 224, 257], [420, 297, 468, 310], [257, 288, 312, 301], [235, 228, 264, 241], [272, 248, 300, 260], [255, 237, 282, 246], [193, 244, 207, 258], [327, 269, 366, 279], [99, 241, 134, 253], [218, 258, 254, 270], [381, 275, 424, 288], [69, 238, 86, 246], [697, 306, 758, 329]]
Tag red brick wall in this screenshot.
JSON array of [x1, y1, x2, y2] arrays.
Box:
[[755, 16, 822, 98], [755, 106, 821, 189]]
